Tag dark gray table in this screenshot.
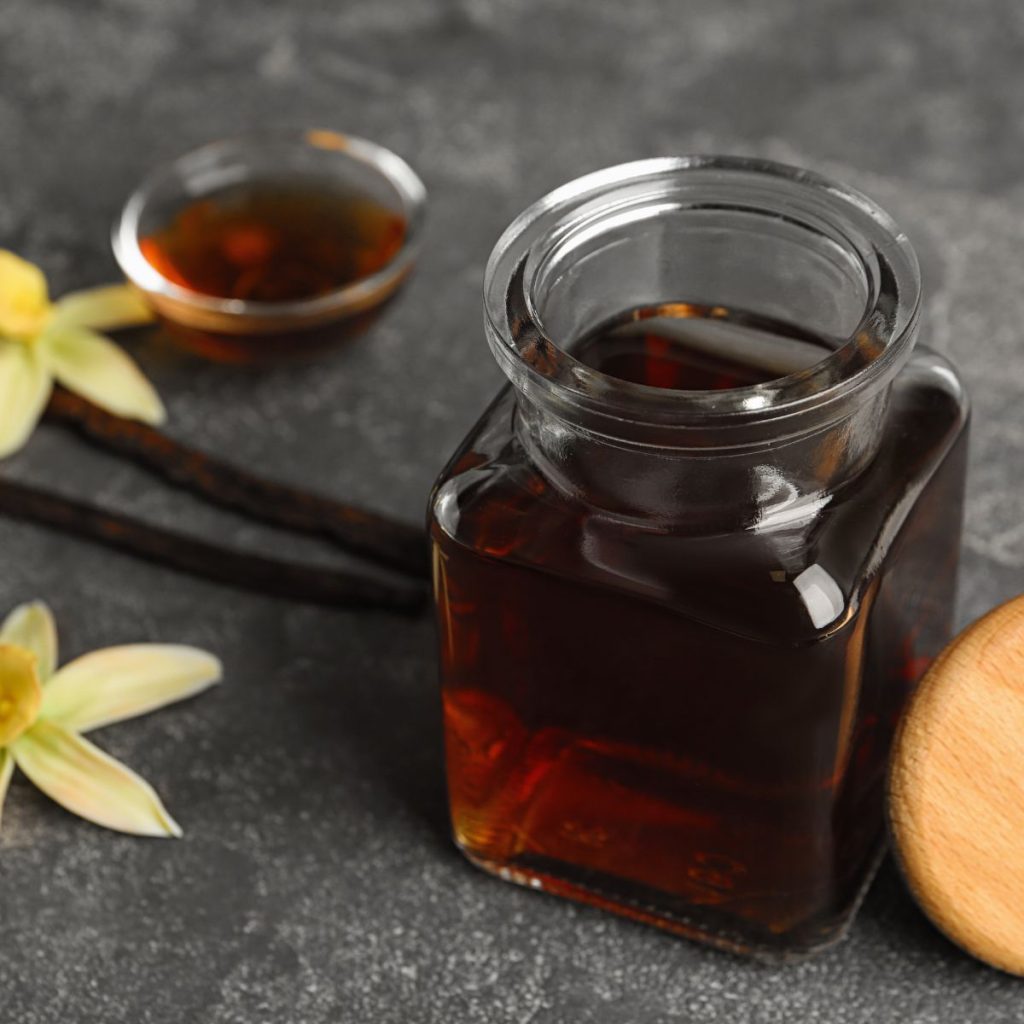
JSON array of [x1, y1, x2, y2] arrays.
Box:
[[1, 1, 1022, 1020]]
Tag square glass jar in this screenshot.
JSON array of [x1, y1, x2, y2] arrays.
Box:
[[429, 158, 968, 957]]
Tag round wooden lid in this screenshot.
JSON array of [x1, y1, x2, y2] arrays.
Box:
[[889, 594, 1024, 975]]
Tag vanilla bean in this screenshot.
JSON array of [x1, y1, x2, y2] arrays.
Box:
[[0, 478, 425, 614], [45, 389, 429, 579]]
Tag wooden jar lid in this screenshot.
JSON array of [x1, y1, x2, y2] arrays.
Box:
[[889, 595, 1024, 975]]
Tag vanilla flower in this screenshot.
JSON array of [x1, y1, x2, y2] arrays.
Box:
[[0, 250, 164, 458], [0, 601, 220, 837]]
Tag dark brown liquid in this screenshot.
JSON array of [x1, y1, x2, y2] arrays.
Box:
[[142, 180, 405, 302], [572, 306, 835, 390], [430, 322, 967, 955], [140, 180, 406, 362]]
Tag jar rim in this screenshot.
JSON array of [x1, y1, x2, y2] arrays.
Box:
[[483, 156, 921, 442]]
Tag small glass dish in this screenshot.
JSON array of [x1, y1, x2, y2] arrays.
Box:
[[113, 130, 427, 363]]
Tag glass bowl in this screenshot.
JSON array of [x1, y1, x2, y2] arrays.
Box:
[[112, 130, 427, 363]]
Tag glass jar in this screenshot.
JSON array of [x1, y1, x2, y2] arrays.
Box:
[[429, 157, 968, 957]]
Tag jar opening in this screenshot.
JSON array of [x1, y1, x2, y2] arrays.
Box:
[[484, 157, 920, 444]]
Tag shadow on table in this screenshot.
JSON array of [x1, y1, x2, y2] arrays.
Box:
[[857, 853, 961, 960], [290, 611, 453, 853]]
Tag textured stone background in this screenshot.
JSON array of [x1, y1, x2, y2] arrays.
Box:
[[1, 1, 1023, 1020]]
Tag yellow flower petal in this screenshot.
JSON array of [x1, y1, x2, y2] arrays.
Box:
[[0, 341, 52, 458], [0, 747, 15, 832], [40, 326, 165, 425], [42, 644, 221, 734], [0, 601, 58, 682], [0, 250, 50, 338], [11, 719, 181, 837], [50, 284, 155, 333], [0, 645, 43, 747]]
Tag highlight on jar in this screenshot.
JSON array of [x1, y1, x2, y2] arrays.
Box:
[[112, 130, 426, 363], [428, 156, 968, 959]]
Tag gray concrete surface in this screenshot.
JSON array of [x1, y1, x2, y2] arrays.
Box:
[[1, 0, 1022, 1020]]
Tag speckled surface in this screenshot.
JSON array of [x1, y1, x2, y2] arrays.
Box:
[[1, 1, 1022, 1020]]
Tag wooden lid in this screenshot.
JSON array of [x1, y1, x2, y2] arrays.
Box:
[[889, 594, 1024, 975]]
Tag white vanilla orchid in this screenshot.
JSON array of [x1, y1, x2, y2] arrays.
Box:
[[0, 601, 220, 837], [0, 249, 164, 458]]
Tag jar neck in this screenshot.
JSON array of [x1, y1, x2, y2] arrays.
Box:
[[485, 157, 921, 529], [514, 384, 892, 531]]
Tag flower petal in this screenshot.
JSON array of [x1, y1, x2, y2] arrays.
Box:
[[40, 326, 165, 425], [42, 644, 221, 734], [0, 250, 50, 337], [0, 341, 52, 458], [11, 719, 181, 837], [0, 644, 43, 747], [0, 601, 58, 682], [0, 747, 16, 832], [50, 284, 155, 333]]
